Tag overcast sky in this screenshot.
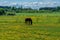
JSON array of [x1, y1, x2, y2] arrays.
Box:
[[0, 0, 60, 9]]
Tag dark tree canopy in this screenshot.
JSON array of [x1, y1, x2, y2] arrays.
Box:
[[0, 8, 6, 15]]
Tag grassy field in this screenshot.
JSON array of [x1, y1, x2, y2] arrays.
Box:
[[0, 13, 60, 40]]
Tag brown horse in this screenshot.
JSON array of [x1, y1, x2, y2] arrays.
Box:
[[25, 18, 32, 25]]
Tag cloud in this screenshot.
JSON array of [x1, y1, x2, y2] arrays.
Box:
[[11, 2, 17, 5], [0, 1, 60, 8], [18, 2, 60, 7]]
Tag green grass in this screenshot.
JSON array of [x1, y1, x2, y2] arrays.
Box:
[[0, 13, 60, 40]]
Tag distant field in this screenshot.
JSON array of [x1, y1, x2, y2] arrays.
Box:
[[0, 13, 60, 40]]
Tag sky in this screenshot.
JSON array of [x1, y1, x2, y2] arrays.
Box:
[[0, 0, 60, 9]]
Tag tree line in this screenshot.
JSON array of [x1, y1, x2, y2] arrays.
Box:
[[0, 6, 60, 15]]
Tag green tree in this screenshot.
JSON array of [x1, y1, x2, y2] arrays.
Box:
[[0, 8, 6, 15]]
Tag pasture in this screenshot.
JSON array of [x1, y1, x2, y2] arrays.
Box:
[[0, 13, 60, 40]]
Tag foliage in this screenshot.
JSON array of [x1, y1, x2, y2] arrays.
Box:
[[0, 8, 6, 15], [0, 6, 60, 16]]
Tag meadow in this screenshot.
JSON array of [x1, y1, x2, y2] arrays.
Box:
[[0, 13, 60, 40]]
